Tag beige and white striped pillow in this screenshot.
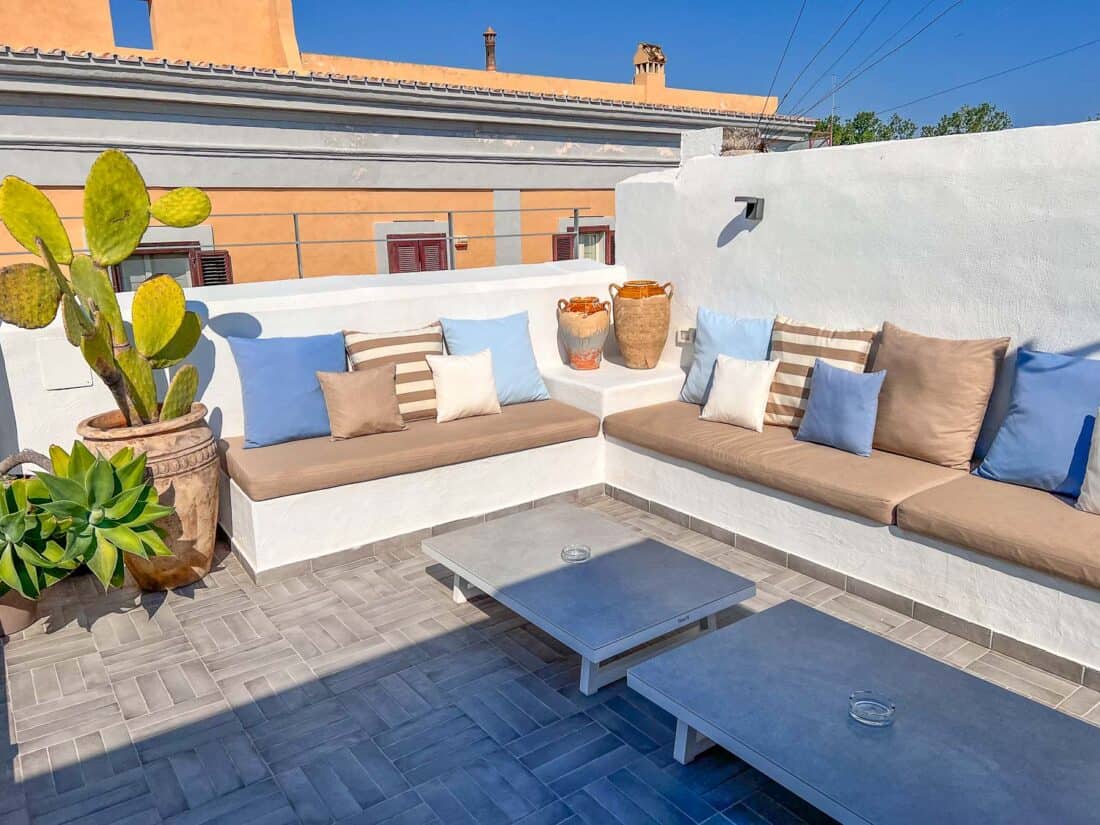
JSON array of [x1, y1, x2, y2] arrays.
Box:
[[344, 323, 444, 422], [764, 316, 878, 428]]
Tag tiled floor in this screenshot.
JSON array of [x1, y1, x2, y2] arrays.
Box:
[[2, 495, 1098, 824]]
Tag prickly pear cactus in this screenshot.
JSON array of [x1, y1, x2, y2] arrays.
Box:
[[131, 275, 186, 357], [0, 149, 211, 426], [83, 150, 152, 267], [151, 188, 212, 227], [0, 176, 73, 264], [0, 263, 61, 328], [160, 364, 199, 421]]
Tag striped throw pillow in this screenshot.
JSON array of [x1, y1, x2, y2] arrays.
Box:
[[764, 316, 877, 428], [344, 323, 444, 422]]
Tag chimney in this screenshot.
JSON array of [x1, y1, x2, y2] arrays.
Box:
[[483, 27, 497, 71], [633, 42, 666, 91]]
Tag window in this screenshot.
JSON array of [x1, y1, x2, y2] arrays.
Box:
[[387, 233, 448, 273], [109, 0, 153, 49], [551, 226, 615, 265], [109, 242, 233, 291]]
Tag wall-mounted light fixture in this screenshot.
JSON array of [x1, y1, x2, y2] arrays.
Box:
[[734, 196, 764, 223]]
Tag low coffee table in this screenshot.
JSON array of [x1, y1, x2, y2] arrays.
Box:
[[421, 503, 755, 695], [628, 599, 1100, 825]]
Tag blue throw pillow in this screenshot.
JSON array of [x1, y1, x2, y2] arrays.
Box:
[[229, 333, 347, 448], [796, 359, 886, 457], [681, 308, 773, 404], [976, 350, 1100, 496], [440, 312, 549, 405]]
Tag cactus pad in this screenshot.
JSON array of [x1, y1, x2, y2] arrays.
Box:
[[60, 294, 91, 346], [0, 177, 73, 265], [83, 150, 151, 267], [79, 314, 119, 381], [150, 188, 211, 227], [149, 310, 201, 369], [70, 255, 127, 347], [117, 349, 157, 423], [131, 275, 185, 357], [0, 263, 62, 329], [160, 364, 198, 421]]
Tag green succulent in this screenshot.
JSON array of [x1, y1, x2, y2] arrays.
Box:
[[0, 149, 212, 427], [0, 442, 174, 601]]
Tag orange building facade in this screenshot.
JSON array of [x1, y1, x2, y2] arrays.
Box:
[[0, 0, 813, 286]]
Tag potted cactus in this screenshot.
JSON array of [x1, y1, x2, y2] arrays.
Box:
[[0, 443, 174, 634], [0, 149, 219, 591]]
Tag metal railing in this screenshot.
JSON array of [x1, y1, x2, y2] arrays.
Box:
[[1, 205, 592, 276]]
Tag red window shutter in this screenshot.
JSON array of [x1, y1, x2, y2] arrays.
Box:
[[606, 230, 615, 265], [420, 238, 446, 271], [552, 233, 574, 261], [189, 249, 233, 286], [388, 239, 421, 273]]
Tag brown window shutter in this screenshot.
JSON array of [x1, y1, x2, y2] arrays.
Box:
[[552, 233, 574, 261], [606, 230, 615, 265], [189, 249, 233, 286], [420, 238, 446, 271], [388, 239, 421, 273]]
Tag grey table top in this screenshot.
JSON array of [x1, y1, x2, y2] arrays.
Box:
[[421, 504, 755, 661], [628, 599, 1100, 825]]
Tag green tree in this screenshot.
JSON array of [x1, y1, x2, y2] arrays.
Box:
[[816, 111, 916, 145], [920, 103, 1012, 136]]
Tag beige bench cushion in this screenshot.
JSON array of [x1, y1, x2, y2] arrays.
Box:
[[221, 400, 600, 501], [898, 474, 1100, 589], [604, 401, 961, 524]]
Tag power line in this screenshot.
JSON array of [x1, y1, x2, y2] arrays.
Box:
[[837, 0, 940, 93], [775, 0, 868, 111], [784, 0, 894, 115], [876, 36, 1100, 116], [791, 0, 965, 119], [755, 0, 809, 134]]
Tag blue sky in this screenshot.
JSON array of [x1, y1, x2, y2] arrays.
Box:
[[112, 0, 1100, 126]]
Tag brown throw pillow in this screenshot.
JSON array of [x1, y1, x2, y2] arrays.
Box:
[[344, 323, 443, 422], [872, 322, 1010, 469], [317, 364, 406, 440], [765, 316, 877, 428]]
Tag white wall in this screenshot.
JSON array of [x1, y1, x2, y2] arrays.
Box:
[[618, 121, 1100, 386], [0, 260, 625, 453]]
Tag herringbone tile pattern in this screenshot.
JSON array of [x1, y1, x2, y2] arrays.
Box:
[[2, 494, 1095, 824]]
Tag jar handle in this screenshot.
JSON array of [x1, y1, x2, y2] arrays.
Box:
[[600, 301, 611, 313], [609, 283, 621, 299], [557, 299, 568, 313], [661, 282, 674, 299]]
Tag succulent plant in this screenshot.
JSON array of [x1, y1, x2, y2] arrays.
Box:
[[0, 149, 211, 426], [0, 442, 173, 600]]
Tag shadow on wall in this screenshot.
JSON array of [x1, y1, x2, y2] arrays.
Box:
[[0, 345, 19, 460], [716, 211, 761, 248], [188, 306, 263, 440]]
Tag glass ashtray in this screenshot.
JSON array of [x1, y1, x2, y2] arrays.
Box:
[[848, 690, 895, 727], [561, 544, 591, 564]]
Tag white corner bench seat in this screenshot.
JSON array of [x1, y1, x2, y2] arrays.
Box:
[[218, 400, 601, 578], [603, 399, 1100, 677]]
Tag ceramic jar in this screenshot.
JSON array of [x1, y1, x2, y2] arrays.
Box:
[[609, 280, 673, 369], [557, 296, 611, 370]]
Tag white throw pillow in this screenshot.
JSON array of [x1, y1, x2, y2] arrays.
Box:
[[700, 354, 780, 432], [426, 349, 502, 423], [1077, 408, 1100, 515]]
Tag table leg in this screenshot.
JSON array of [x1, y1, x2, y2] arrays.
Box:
[[673, 720, 714, 765], [452, 575, 481, 604]]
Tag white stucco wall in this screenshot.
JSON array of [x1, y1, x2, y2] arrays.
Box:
[[0, 260, 625, 452], [617, 121, 1100, 382]]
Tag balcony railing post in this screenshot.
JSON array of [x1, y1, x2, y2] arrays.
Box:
[[446, 211, 456, 270], [292, 213, 304, 279], [571, 208, 580, 260]]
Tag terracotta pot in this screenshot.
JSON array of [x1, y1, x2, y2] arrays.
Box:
[[77, 404, 219, 591], [0, 589, 36, 636], [558, 296, 611, 370], [609, 280, 673, 369]]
